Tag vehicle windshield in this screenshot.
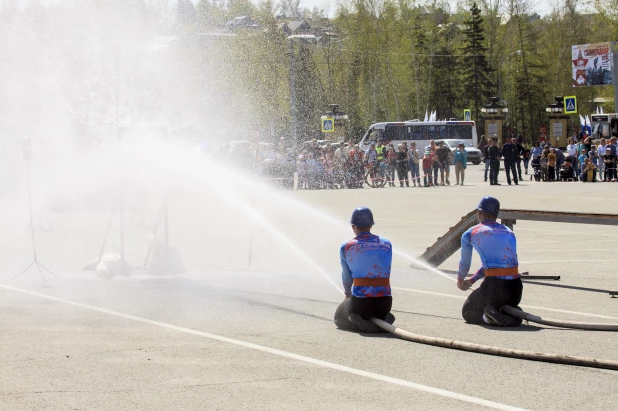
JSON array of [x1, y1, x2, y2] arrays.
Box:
[[593, 122, 611, 138]]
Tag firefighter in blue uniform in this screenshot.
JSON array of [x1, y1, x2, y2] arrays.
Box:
[[334, 207, 395, 333], [457, 197, 523, 327]]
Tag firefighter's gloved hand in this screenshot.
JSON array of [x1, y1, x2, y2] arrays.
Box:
[[457, 279, 472, 291]]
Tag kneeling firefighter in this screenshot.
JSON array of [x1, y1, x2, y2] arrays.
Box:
[[457, 196, 523, 327], [334, 207, 395, 333]]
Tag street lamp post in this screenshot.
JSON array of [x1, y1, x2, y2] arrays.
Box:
[[545, 96, 568, 147], [480, 97, 509, 144], [289, 39, 297, 145]]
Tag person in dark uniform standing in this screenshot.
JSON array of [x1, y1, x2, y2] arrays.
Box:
[[502, 138, 519, 185], [334, 207, 395, 333], [515, 138, 525, 180], [457, 197, 523, 327], [488, 137, 501, 185]]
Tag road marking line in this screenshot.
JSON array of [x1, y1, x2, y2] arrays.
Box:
[[520, 259, 618, 264], [517, 229, 618, 236], [392, 286, 618, 320], [517, 239, 617, 244], [393, 287, 463, 299], [519, 249, 618, 252], [379, 219, 451, 226], [0, 284, 526, 411]]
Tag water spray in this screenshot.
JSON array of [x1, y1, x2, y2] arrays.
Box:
[[12, 139, 58, 281], [214, 160, 618, 332], [187, 158, 343, 296]]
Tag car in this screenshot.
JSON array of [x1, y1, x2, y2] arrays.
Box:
[[300, 139, 333, 150], [441, 139, 483, 165]]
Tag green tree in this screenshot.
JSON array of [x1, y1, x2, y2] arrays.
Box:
[[462, 3, 493, 125], [430, 22, 462, 120]]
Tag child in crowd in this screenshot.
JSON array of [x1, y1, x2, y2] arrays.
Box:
[[547, 149, 557, 182], [604, 151, 616, 182], [422, 152, 433, 187], [581, 158, 596, 182], [540, 153, 548, 181], [531, 155, 541, 181], [385, 145, 397, 187], [559, 159, 575, 181]]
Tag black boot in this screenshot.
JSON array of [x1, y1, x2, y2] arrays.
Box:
[[483, 306, 522, 327], [383, 312, 396, 324], [348, 314, 381, 333]]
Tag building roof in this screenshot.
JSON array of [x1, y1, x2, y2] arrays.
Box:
[[288, 20, 311, 33]]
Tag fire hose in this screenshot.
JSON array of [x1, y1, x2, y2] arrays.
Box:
[[502, 305, 618, 331], [371, 306, 618, 371]]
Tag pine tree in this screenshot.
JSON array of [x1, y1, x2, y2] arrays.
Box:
[[431, 22, 462, 120], [462, 3, 493, 125]]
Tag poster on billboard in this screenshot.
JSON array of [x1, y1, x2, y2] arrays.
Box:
[[572, 42, 614, 87]]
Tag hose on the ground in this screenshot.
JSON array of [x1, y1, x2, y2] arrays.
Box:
[[502, 305, 618, 331], [371, 318, 618, 371]]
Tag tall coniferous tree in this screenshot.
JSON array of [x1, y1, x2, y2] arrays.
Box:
[[431, 22, 461, 120], [462, 3, 493, 125]]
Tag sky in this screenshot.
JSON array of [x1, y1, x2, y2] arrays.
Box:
[[10, 0, 566, 19], [190, 0, 564, 18]]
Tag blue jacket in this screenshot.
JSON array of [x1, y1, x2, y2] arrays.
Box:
[[340, 232, 392, 298], [458, 221, 519, 284], [531, 147, 543, 158], [453, 150, 468, 166]]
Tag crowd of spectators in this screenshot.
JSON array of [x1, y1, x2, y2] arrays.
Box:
[[478, 132, 618, 184], [223, 137, 469, 189], [282, 138, 467, 189], [225, 130, 618, 189]]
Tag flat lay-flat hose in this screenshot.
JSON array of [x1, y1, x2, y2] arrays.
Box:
[[371, 317, 618, 371]]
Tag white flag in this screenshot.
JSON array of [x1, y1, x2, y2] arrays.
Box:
[[596, 106, 600, 114], [424, 111, 428, 122]]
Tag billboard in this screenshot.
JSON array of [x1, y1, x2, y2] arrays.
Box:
[[572, 42, 614, 87]]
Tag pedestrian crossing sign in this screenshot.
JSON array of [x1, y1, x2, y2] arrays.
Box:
[[564, 96, 577, 114], [321, 117, 334, 133], [463, 109, 471, 121]]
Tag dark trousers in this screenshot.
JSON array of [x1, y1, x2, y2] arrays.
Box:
[[396, 163, 408, 186], [334, 296, 392, 331], [462, 277, 523, 324], [489, 160, 500, 184], [504, 160, 518, 184], [516, 159, 522, 178], [607, 161, 617, 180], [423, 168, 432, 185], [433, 162, 440, 182]]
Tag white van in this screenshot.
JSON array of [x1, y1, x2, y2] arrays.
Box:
[[359, 120, 479, 159]]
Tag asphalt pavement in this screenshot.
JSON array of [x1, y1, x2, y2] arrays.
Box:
[[2, 163, 618, 410]]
